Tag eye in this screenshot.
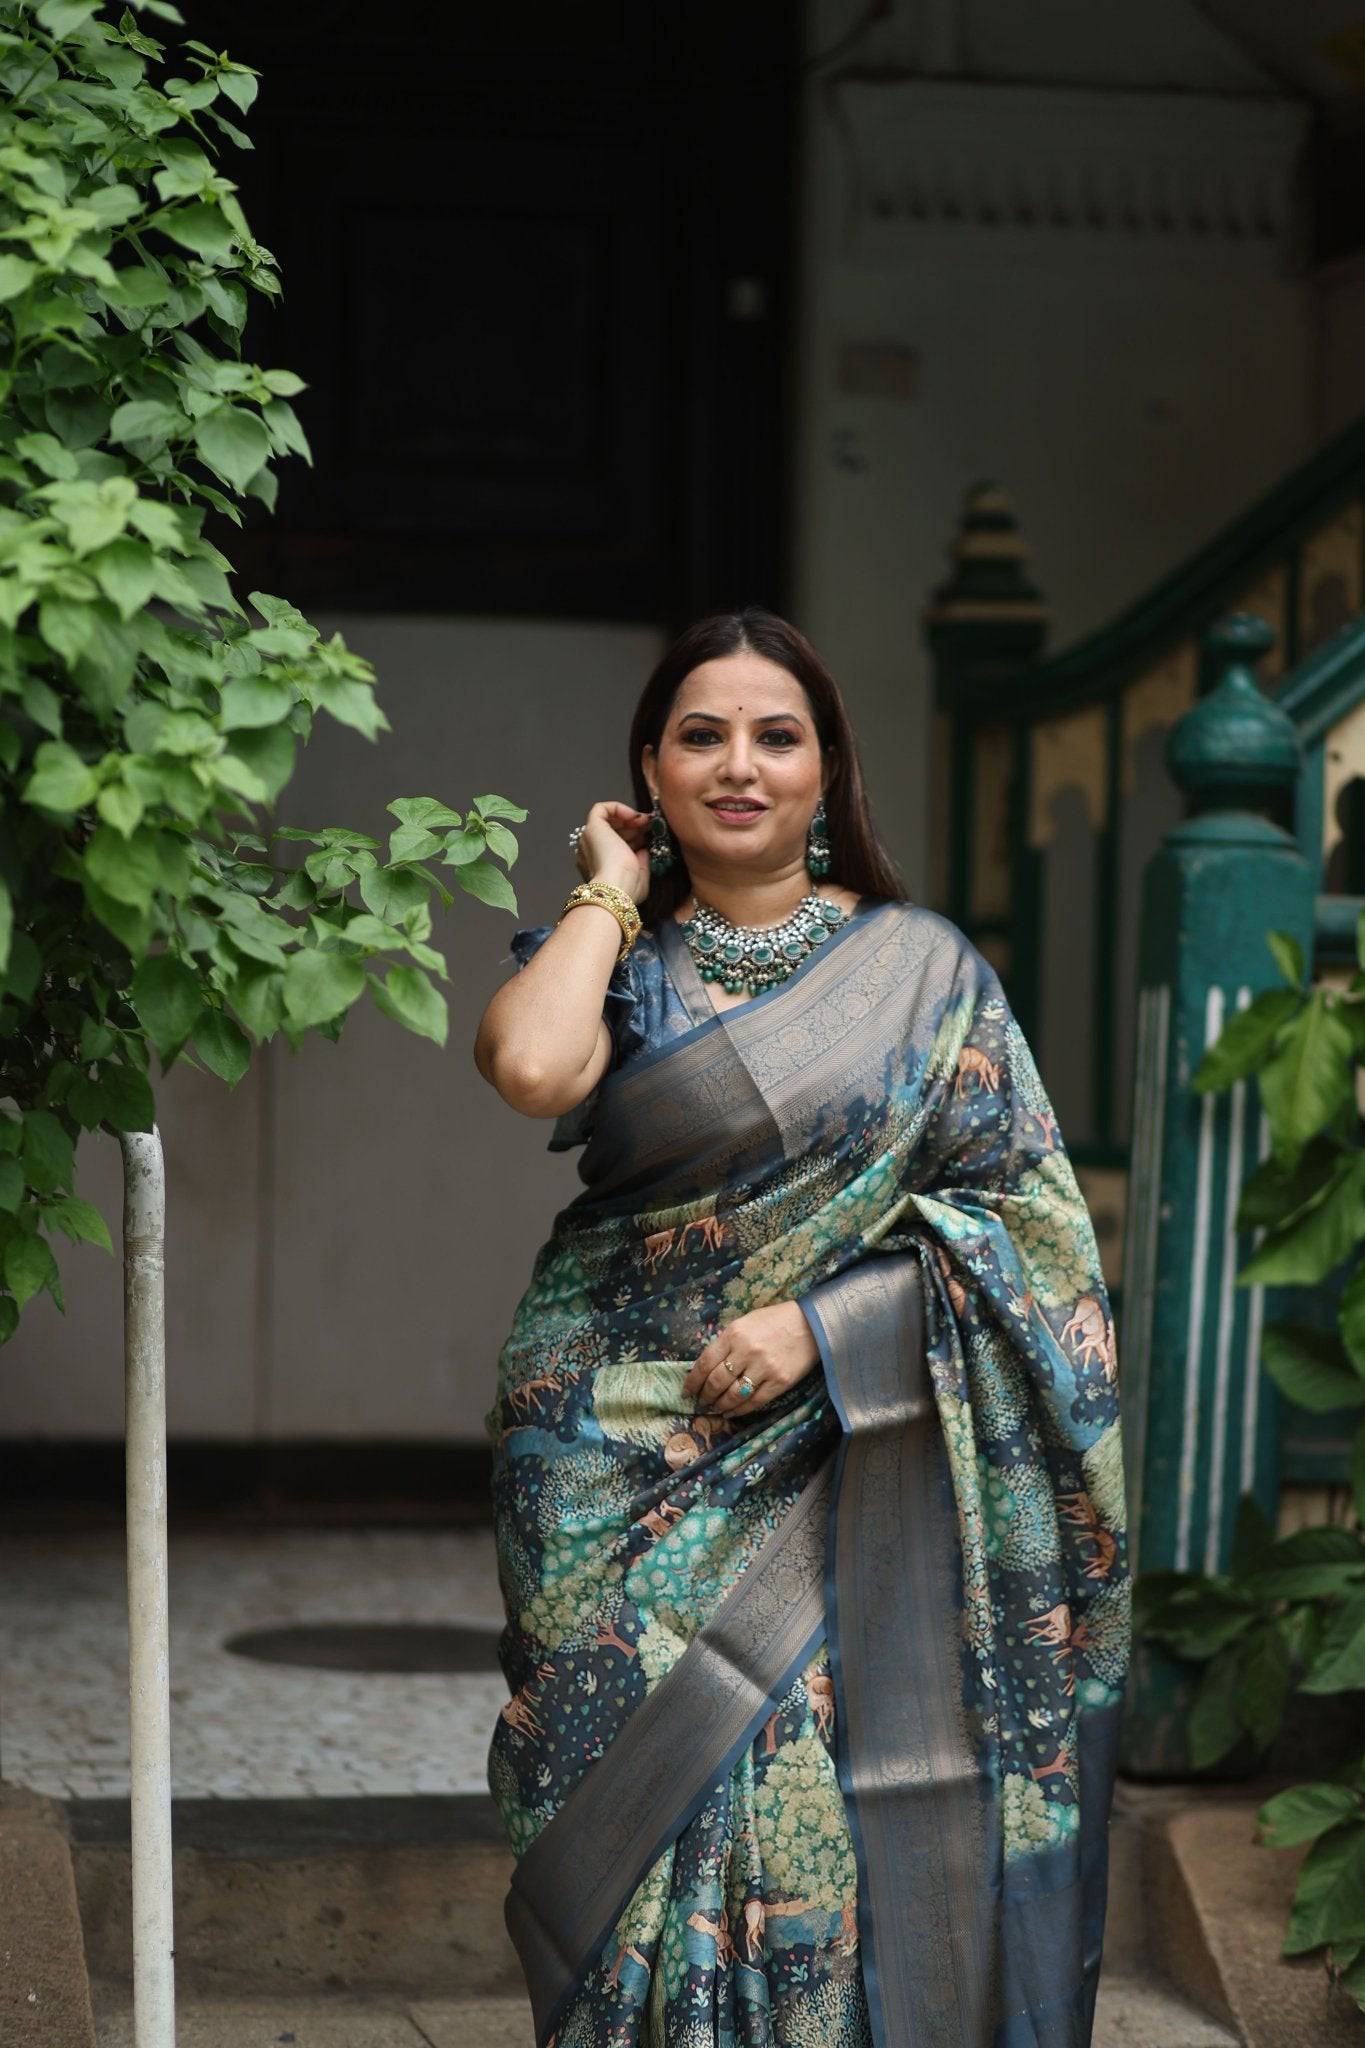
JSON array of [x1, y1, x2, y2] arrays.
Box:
[[761, 730, 798, 746]]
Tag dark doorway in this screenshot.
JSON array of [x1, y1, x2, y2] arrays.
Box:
[[191, 3, 799, 628]]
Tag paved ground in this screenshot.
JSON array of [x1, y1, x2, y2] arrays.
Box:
[[1, 1526, 507, 1799]]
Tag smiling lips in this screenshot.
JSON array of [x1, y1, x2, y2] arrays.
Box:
[[706, 799, 767, 818]]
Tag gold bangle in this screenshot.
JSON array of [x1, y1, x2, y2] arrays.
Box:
[[561, 880, 642, 961]]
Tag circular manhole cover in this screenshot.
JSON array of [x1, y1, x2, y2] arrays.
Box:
[[222, 1623, 502, 1674]]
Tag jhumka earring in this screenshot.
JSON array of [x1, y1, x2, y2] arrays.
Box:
[[648, 796, 675, 874], [806, 796, 832, 879]]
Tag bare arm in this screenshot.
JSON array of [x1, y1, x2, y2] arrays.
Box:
[[473, 800, 650, 1120]]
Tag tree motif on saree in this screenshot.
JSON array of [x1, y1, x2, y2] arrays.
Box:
[[485, 902, 1130, 2048]]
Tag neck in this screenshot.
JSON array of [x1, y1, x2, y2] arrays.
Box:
[[680, 859, 817, 927]]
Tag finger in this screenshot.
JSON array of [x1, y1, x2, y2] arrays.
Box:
[[716, 1373, 766, 1415], [698, 1361, 743, 1408]]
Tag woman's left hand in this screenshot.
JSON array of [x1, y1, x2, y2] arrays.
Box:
[[683, 1301, 822, 1416]]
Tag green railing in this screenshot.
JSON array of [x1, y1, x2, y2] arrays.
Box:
[[923, 414, 1365, 1320]]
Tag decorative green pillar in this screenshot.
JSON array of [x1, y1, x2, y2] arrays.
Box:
[[1119, 613, 1317, 1777]]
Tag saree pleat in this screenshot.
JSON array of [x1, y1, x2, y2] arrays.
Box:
[[485, 902, 1130, 2048]]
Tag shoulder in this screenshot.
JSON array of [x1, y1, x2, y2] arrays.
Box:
[[865, 900, 1001, 988]]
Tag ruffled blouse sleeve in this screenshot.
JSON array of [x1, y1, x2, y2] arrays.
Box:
[[503, 922, 648, 1148]]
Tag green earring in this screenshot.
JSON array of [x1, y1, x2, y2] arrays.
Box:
[[806, 796, 831, 880], [648, 795, 675, 874]]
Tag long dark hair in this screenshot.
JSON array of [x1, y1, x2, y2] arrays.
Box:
[[627, 606, 910, 927]]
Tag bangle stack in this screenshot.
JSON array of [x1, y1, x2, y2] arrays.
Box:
[[561, 880, 642, 961]]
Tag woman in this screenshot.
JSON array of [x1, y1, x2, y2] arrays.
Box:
[[474, 608, 1130, 2048]]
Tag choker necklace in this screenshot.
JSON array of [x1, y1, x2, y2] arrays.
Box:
[[679, 891, 853, 997]]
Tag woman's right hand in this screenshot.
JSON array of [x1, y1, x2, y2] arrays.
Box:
[[575, 800, 653, 903]]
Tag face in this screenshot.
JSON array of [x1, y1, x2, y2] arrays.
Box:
[[641, 651, 827, 874]]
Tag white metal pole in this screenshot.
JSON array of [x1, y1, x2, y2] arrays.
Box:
[[120, 1126, 176, 2047]]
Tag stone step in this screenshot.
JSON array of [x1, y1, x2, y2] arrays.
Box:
[[90, 1974, 1235, 2048], [91, 1993, 532, 2047], [68, 1794, 523, 2002], [1093, 1973, 1239, 2047]]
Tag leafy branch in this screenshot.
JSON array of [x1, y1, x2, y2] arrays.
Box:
[[0, 0, 524, 1338]]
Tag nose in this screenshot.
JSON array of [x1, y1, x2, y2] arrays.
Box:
[[717, 736, 760, 783]]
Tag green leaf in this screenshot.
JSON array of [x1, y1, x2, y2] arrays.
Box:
[[162, 201, 237, 264], [1193, 987, 1299, 1091], [1137, 1580, 1259, 1660], [130, 952, 204, 1058], [22, 740, 98, 814], [1268, 930, 1306, 989], [365, 965, 447, 1046], [1259, 1782, 1365, 1849], [42, 1195, 113, 1253], [440, 826, 486, 866], [453, 856, 517, 914], [1301, 1592, 1365, 1695], [1284, 1823, 1365, 1954], [194, 406, 270, 493], [21, 1111, 74, 1197], [218, 673, 292, 730], [3, 1230, 57, 1311], [38, 596, 96, 668], [84, 823, 162, 908], [1240, 1138, 1351, 1233], [226, 964, 284, 1040], [360, 866, 428, 922], [95, 780, 145, 837], [472, 793, 529, 823], [1239, 1621, 1291, 1750], [483, 820, 519, 868], [0, 256, 40, 303], [1241, 1526, 1365, 1603], [0, 1157, 23, 1214], [1239, 1157, 1365, 1288], [88, 536, 156, 621], [223, 725, 295, 802], [1258, 994, 1356, 1167], [1340, 1263, 1365, 1382], [90, 1061, 155, 1134], [282, 950, 365, 1030], [388, 798, 465, 830], [109, 398, 183, 446], [15, 429, 78, 479], [1260, 1321, 1365, 1413], [1188, 1650, 1243, 1769], [193, 1008, 250, 1086]]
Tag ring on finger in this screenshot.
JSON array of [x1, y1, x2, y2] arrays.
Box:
[[736, 1377, 754, 1400]]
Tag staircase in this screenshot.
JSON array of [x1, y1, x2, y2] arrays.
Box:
[[18, 1775, 1365, 2048]]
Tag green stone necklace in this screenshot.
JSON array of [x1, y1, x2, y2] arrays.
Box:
[[679, 891, 852, 997]]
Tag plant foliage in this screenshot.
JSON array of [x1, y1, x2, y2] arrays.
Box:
[[1135, 918, 1365, 2010], [0, 0, 523, 1339]]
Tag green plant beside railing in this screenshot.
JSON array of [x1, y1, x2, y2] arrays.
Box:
[[1134, 919, 1365, 2011], [0, 0, 524, 1341]]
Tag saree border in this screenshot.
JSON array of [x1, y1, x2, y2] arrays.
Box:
[[801, 1251, 1001, 2048], [505, 1446, 838, 2047]]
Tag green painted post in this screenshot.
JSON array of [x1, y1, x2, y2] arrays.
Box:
[[1119, 613, 1317, 1777]]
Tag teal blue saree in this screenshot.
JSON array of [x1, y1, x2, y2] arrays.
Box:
[[484, 900, 1130, 2048]]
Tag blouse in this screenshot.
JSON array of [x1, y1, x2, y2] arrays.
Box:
[[505, 922, 698, 1149]]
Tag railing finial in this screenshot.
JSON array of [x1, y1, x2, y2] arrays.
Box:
[[1167, 612, 1301, 814], [923, 479, 1050, 683]]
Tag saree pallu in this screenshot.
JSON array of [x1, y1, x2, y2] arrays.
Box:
[[484, 901, 1131, 2048]]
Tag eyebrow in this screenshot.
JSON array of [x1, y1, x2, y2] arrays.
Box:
[[676, 710, 805, 726]]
